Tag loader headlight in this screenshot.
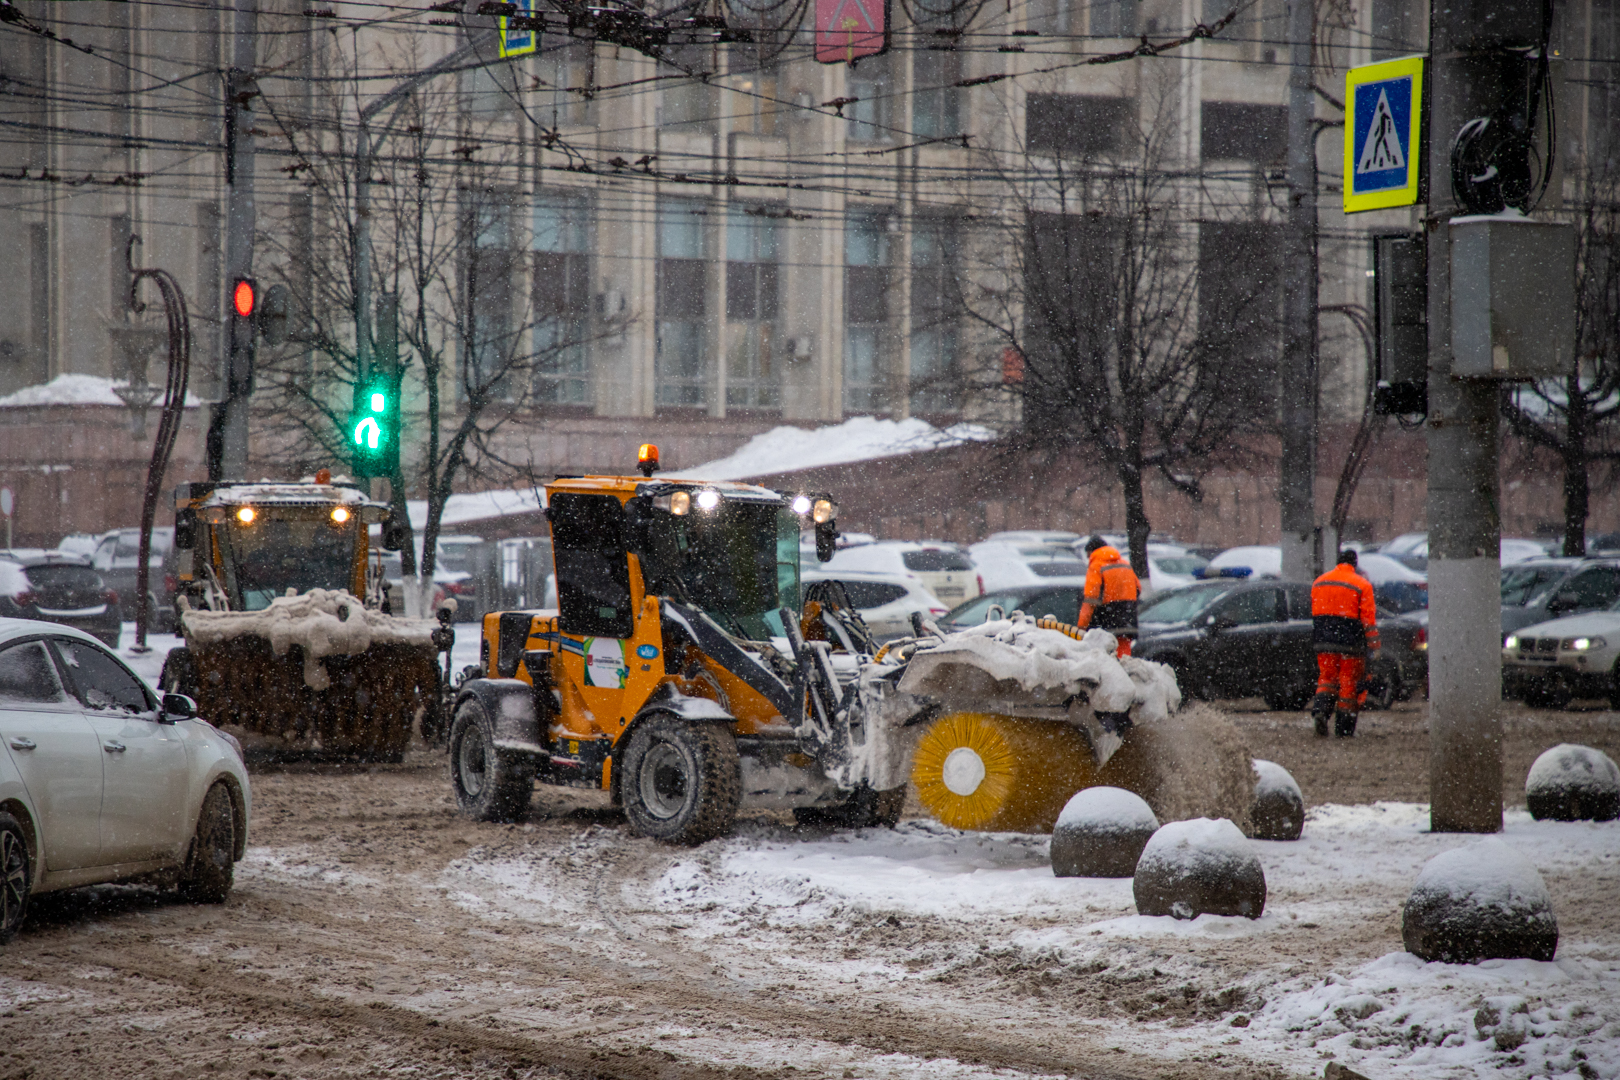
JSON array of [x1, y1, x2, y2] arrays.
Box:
[[695, 489, 721, 512], [235, 505, 256, 526], [791, 494, 813, 515], [330, 506, 351, 525], [652, 490, 692, 515], [812, 498, 836, 524]]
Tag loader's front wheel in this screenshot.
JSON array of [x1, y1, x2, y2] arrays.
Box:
[[450, 699, 536, 822], [620, 715, 740, 845]]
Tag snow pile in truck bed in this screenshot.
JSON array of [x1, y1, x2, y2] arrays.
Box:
[[181, 589, 437, 690], [897, 617, 1179, 723]]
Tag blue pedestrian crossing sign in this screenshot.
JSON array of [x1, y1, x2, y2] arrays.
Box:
[[498, 0, 538, 58], [1343, 55, 1424, 213]]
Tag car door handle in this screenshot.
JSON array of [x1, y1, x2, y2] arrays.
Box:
[[103, 741, 126, 754], [8, 737, 35, 751]]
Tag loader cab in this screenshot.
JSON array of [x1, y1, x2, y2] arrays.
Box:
[[172, 480, 394, 612]]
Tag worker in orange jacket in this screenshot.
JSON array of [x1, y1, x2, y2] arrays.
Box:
[[1077, 536, 1140, 658], [1310, 550, 1380, 738]]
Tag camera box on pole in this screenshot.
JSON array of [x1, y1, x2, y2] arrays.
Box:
[[1449, 218, 1574, 380]]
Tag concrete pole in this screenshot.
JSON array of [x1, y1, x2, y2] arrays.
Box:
[[1278, 0, 1319, 582], [210, 0, 257, 481], [1425, 0, 1544, 833]]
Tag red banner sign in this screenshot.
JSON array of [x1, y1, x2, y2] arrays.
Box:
[[814, 0, 889, 64]]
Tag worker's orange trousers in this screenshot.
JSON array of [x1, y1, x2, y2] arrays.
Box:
[[1315, 653, 1366, 712]]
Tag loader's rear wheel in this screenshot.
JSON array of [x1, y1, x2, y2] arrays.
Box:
[[450, 699, 536, 822], [620, 715, 740, 845], [793, 786, 906, 829]]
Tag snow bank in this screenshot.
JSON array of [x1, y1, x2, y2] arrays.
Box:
[[900, 618, 1138, 713], [0, 373, 202, 408], [181, 589, 437, 690], [683, 416, 995, 481]]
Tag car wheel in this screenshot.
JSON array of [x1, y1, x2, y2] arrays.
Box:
[[793, 786, 906, 829], [1362, 666, 1399, 712], [178, 783, 236, 904], [620, 714, 740, 845], [449, 698, 535, 822], [0, 812, 29, 944]]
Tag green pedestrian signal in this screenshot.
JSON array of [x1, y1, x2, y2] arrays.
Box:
[[350, 379, 395, 477]]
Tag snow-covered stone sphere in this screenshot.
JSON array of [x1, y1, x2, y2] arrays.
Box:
[[1132, 817, 1266, 919], [1401, 837, 1558, 963], [1525, 743, 1620, 822], [1249, 759, 1304, 841], [1050, 786, 1159, 877]]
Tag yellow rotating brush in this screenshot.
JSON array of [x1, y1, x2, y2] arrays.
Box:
[[911, 713, 1100, 832]]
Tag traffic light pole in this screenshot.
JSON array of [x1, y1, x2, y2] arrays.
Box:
[[207, 0, 257, 482], [1278, 0, 1320, 584], [1425, 0, 1544, 833]]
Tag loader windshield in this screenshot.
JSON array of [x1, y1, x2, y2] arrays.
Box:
[[649, 502, 800, 641], [216, 514, 357, 610]]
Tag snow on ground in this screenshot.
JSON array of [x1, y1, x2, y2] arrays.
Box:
[[0, 373, 203, 408], [448, 802, 1620, 1080], [683, 416, 995, 481]]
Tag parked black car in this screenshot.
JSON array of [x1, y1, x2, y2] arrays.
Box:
[[1134, 580, 1427, 712], [0, 553, 122, 646], [1500, 558, 1620, 639], [939, 585, 1084, 632]]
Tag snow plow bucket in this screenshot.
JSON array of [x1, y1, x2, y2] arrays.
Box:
[[174, 590, 442, 762]]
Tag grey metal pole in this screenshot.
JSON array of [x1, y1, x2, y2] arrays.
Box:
[[1425, 0, 1545, 833], [211, 0, 257, 481], [1279, 0, 1319, 583]]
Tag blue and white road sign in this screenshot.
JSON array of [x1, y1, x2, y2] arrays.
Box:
[[1343, 55, 1425, 213]]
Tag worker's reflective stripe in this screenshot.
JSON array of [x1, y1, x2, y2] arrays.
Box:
[[1098, 563, 1139, 601]]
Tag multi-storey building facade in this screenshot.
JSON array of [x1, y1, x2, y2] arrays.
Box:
[[0, 0, 1615, 539]]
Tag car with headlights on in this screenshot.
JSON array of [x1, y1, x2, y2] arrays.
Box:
[[0, 621, 250, 942], [1501, 603, 1620, 709]]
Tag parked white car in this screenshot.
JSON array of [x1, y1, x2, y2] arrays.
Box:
[[0, 620, 251, 942], [818, 541, 982, 607], [1503, 602, 1620, 709], [982, 530, 1084, 548], [802, 570, 949, 641], [968, 541, 1090, 593]]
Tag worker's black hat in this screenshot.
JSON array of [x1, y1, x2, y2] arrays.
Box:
[[1337, 549, 1358, 567], [1085, 535, 1107, 555]]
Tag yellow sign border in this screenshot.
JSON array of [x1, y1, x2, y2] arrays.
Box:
[[1343, 54, 1425, 214], [498, 1, 538, 59]]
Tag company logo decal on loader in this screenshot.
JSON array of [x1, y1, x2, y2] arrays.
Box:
[[584, 637, 630, 688]]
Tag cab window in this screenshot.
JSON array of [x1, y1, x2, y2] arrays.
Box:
[[550, 493, 634, 639]]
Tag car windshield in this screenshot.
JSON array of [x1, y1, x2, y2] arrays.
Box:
[[644, 500, 800, 640], [217, 515, 356, 610], [1139, 583, 1234, 623], [902, 549, 972, 572], [1501, 565, 1569, 606], [1153, 556, 1207, 575]]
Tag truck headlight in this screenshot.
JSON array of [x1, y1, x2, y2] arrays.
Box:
[[696, 489, 721, 511], [791, 494, 812, 515], [812, 498, 836, 524]]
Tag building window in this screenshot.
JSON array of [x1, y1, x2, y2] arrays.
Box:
[[1025, 94, 1134, 156], [1198, 220, 1283, 412], [1089, 0, 1137, 36], [1201, 101, 1288, 163], [533, 189, 592, 407], [909, 217, 961, 415], [1206, 0, 1284, 60], [657, 199, 709, 408], [1027, 0, 1071, 34], [662, 45, 717, 130], [912, 49, 961, 138], [465, 192, 518, 400], [725, 204, 781, 410], [728, 60, 779, 136], [536, 36, 593, 125], [847, 54, 893, 143], [844, 209, 891, 413]]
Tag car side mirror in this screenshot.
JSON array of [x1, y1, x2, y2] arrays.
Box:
[[161, 692, 197, 722], [815, 519, 837, 563]]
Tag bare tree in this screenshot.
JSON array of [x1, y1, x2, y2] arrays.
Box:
[[253, 43, 623, 611], [1501, 162, 1620, 555], [959, 74, 1278, 572]]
